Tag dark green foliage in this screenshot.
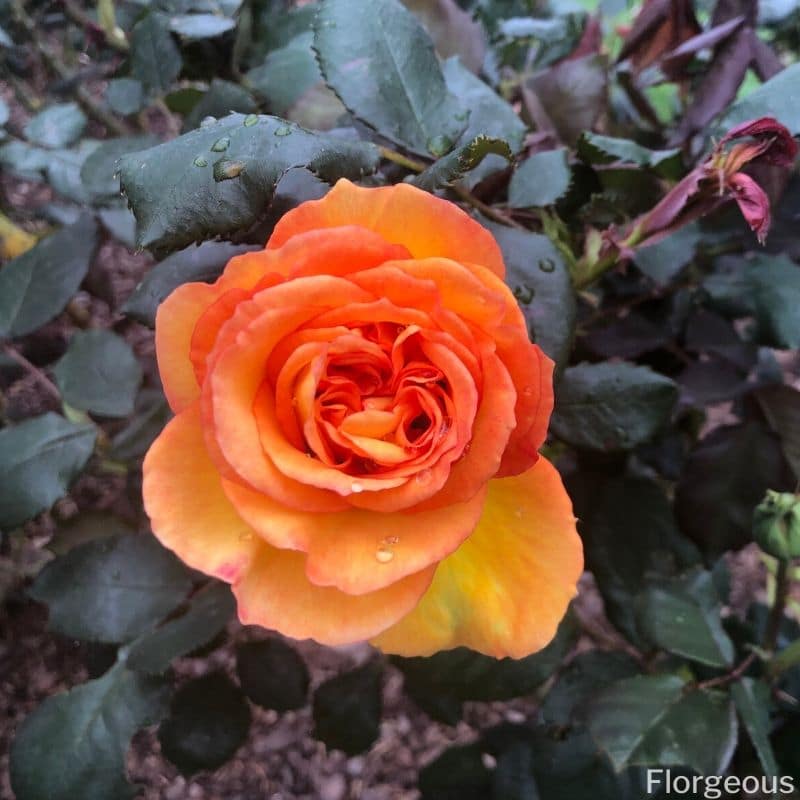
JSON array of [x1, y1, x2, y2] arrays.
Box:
[[30, 534, 193, 643], [313, 661, 383, 754], [158, 672, 251, 775], [0, 414, 96, 529], [10, 662, 170, 800], [236, 638, 310, 711]]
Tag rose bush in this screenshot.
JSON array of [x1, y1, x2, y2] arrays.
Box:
[[143, 178, 583, 659]]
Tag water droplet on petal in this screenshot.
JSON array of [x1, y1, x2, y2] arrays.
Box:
[[416, 468, 433, 484], [351, 481, 364, 493], [383, 536, 400, 545], [243, 113, 259, 127], [211, 136, 230, 152], [193, 156, 208, 167], [375, 546, 394, 563]]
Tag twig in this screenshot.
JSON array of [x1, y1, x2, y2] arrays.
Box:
[[695, 652, 758, 691], [11, 0, 131, 137], [452, 185, 527, 230], [1, 344, 62, 402], [379, 146, 427, 173]]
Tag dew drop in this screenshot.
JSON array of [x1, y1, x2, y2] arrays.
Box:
[[193, 156, 208, 167], [427, 135, 453, 157], [383, 536, 400, 545], [211, 136, 230, 152], [351, 481, 364, 493], [200, 115, 217, 128], [274, 125, 292, 137], [513, 284, 535, 305], [538, 258, 556, 273], [415, 468, 433, 484], [375, 546, 394, 563], [214, 159, 245, 181], [243, 113, 259, 127]]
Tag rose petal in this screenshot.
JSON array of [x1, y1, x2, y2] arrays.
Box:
[[143, 403, 259, 583], [720, 117, 798, 167], [222, 476, 487, 594], [232, 547, 435, 646], [371, 457, 583, 658], [267, 179, 506, 278]]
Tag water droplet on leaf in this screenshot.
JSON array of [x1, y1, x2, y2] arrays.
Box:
[[214, 160, 245, 181], [243, 114, 259, 127], [538, 258, 556, 273], [211, 136, 230, 152], [427, 135, 453, 158], [200, 116, 217, 128], [193, 156, 208, 167], [274, 125, 292, 137]]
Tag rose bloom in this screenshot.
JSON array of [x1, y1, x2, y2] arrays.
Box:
[[143, 179, 583, 659]]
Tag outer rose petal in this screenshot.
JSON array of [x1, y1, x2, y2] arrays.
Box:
[[267, 179, 506, 278], [728, 172, 771, 244], [222, 477, 488, 594], [143, 403, 259, 583], [371, 458, 583, 658], [233, 547, 436, 646]]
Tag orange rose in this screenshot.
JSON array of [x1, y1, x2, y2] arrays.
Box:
[[143, 179, 582, 658]]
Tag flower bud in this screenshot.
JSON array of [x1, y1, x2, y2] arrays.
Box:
[[753, 490, 800, 561]]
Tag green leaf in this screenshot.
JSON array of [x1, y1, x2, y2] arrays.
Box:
[[158, 672, 251, 775], [118, 113, 379, 253], [48, 511, 135, 556], [721, 62, 800, 135], [53, 330, 143, 418], [0, 414, 96, 530], [568, 475, 700, 643], [492, 742, 539, 800], [130, 12, 183, 96], [578, 133, 681, 176], [442, 57, 526, 153], [0, 214, 98, 337], [732, 678, 779, 777], [183, 78, 257, 132], [246, 32, 322, 116], [589, 676, 737, 774], [168, 13, 236, 38], [756, 384, 800, 481], [106, 78, 145, 116], [23, 102, 87, 149], [419, 743, 493, 800], [10, 662, 170, 800], [314, 0, 468, 156], [637, 569, 735, 668], [508, 148, 571, 208], [393, 614, 577, 723], [126, 582, 235, 674], [109, 389, 171, 462], [313, 660, 383, 755], [80, 135, 159, 197], [633, 225, 702, 285], [122, 241, 260, 326], [236, 639, 310, 711], [98, 206, 137, 248], [675, 421, 792, 558], [551, 362, 678, 451], [486, 223, 576, 370], [414, 135, 512, 191], [540, 651, 640, 727], [29, 533, 193, 643], [704, 254, 800, 349]]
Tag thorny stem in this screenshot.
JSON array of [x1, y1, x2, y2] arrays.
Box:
[[379, 146, 427, 173], [1, 344, 62, 402], [11, 0, 131, 137]]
